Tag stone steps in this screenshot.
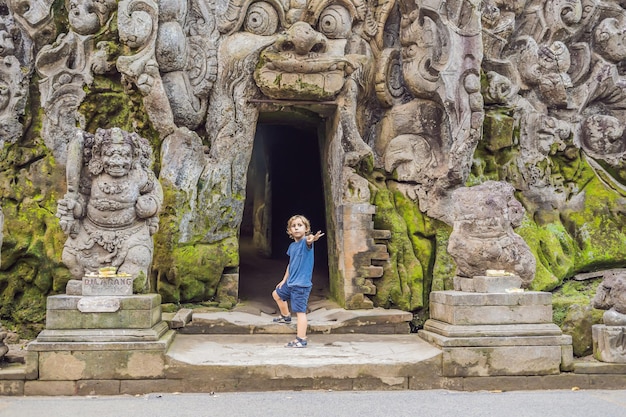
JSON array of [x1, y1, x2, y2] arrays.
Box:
[[162, 333, 443, 392], [170, 305, 414, 335]]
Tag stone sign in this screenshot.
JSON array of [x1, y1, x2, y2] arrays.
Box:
[[76, 297, 122, 313], [82, 275, 134, 296]]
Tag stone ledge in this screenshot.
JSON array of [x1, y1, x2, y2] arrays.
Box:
[[423, 320, 563, 337], [35, 321, 170, 343], [28, 329, 175, 352], [574, 361, 626, 374], [7, 370, 626, 396], [46, 294, 162, 310], [430, 291, 552, 306], [420, 329, 572, 347]]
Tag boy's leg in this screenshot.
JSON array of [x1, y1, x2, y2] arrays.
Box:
[[296, 312, 307, 339], [291, 286, 312, 340], [272, 289, 290, 317]]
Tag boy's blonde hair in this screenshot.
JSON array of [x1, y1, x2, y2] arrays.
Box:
[[286, 215, 311, 239]]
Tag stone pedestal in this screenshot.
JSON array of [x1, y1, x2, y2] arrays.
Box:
[[592, 324, 626, 363], [28, 293, 174, 381], [419, 285, 573, 377]]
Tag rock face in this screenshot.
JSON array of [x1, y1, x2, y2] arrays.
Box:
[[0, 0, 625, 330]]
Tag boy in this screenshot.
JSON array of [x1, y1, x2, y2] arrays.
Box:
[[272, 215, 324, 348]]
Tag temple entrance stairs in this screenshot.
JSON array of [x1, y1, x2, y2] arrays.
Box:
[[160, 300, 445, 391]]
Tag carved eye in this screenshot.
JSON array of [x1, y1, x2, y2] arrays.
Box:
[[318, 5, 352, 39], [244, 2, 279, 36]]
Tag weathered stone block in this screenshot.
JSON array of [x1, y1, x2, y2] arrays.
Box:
[[46, 307, 161, 329], [454, 275, 522, 293], [76, 379, 121, 395], [24, 380, 77, 396], [38, 349, 167, 380], [170, 308, 193, 329], [441, 345, 562, 376], [430, 290, 552, 306], [0, 380, 24, 395], [592, 324, 626, 363], [429, 291, 553, 325], [484, 112, 514, 152], [430, 302, 552, 325]]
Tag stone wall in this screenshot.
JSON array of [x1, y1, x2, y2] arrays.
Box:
[[0, 0, 625, 351]]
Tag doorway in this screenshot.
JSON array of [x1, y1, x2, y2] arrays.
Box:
[[239, 124, 329, 309]]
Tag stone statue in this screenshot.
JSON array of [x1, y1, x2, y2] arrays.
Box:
[[0, 2, 31, 146], [592, 270, 626, 326], [56, 127, 163, 292], [447, 181, 536, 287], [591, 270, 626, 362]]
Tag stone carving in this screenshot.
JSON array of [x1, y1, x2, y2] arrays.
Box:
[[35, 0, 117, 163], [447, 181, 536, 287], [376, 0, 484, 216], [7, 0, 55, 48], [253, 3, 376, 168], [593, 270, 626, 326], [0, 1, 32, 146], [480, 0, 626, 211], [56, 127, 163, 292], [592, 270, 626, 362], [117, 0, 218, 136]]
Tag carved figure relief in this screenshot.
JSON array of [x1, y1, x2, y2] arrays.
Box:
[[34, 0, 117, 163], [376, 0, 484, 216], [447, 181, 536, 286], [56, 128, 163, 290], [0, 2, 31, 145]]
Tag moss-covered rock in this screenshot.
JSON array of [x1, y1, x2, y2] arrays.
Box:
[[370, 180, 430, 311]]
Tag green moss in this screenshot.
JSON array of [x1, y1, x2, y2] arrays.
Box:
[[153, 183, 239, 303], [371, 182, 426, 311]]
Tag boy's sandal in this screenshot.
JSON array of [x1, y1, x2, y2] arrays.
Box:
[[285, 337, 307, 348], [272, 314, 292, 323]]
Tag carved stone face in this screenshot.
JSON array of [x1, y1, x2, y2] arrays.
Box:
[[253, 2, 368, 100], [102, 142, 133, 177]]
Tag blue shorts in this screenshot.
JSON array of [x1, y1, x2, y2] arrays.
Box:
[[275, 285, 312, 313]]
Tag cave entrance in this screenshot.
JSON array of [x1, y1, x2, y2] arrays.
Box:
[[239, 123, 329, 309]]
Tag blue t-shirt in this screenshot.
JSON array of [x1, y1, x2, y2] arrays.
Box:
[[286, 238, 314, 288]]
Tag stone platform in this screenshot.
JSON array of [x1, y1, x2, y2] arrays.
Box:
[[0, 304, 625, 395], [419, 290, 573, 377]]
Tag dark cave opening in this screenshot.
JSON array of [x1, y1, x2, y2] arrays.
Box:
[[239, 124, 329, 306]]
